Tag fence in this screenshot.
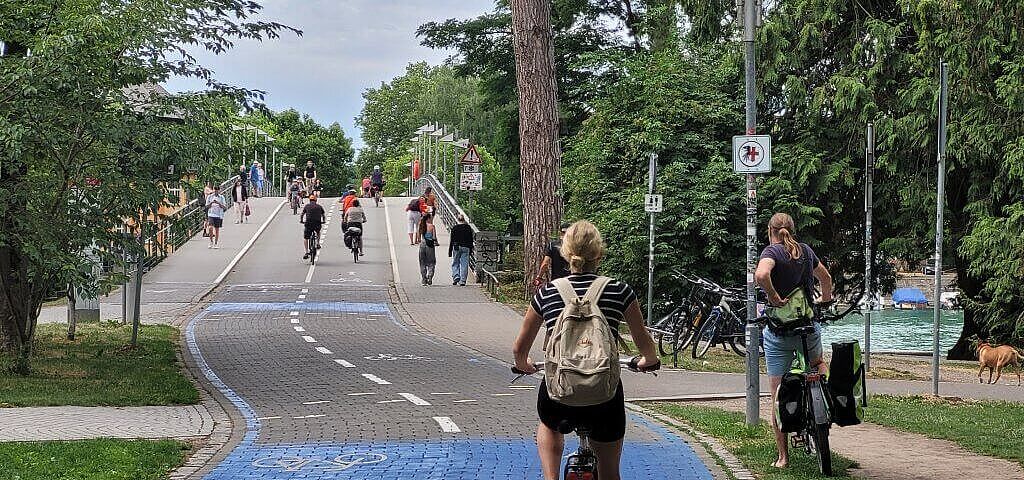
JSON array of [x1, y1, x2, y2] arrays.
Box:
[[140, 175, 239, 271]]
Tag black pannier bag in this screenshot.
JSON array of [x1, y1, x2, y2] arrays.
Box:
[[775, 372, 805, 433], [829, 340, 867, 427]]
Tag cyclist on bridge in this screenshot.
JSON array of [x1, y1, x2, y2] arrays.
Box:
[[755, 212, 833, 469], [370, 165, 384, 196], [300, 195, 326, 259], [512, 220, 660, 480]]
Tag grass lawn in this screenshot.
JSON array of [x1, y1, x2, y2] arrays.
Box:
[[865, 395, 1024, 466], [0, 439, 189, 480], [649, 403, 856, 479], [0, 322, 198, 407]]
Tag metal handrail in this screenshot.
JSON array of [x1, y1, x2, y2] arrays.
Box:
[[139, 175, 239, 271]]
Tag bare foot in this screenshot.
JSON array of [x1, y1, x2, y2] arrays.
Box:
[[771, 458, 788, 469]]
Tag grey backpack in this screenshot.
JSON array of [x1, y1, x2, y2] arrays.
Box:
[[544, 277, 620, 406]]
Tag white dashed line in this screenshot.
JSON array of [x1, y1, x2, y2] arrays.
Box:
[[491, 393, 515, 397], [302, 336, 316, 343], [453, 399, 477, 404], [302, 400, 331, 405], [334, 359, 356, 368], [315, 346, 333, 355], [398, 393, 431, 406], [301, 288, 309, 293], [347, 392, 377, 396], [433, 416, 462, 433], [377, 399, 406, 404], [293, 414, 327, 419], [306, 312, 323, 315], [361, 373, 391, 385], [290, 311, 299, 316], [294, 326, 306, 332], [290, 319, 300, 324], [296, 300, 304, 304], [298, 294, 307, 299], [257, 416, 282, 420], [509, 385, 536, 390]]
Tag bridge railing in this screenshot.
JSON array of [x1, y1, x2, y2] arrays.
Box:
[[140, 175, 239, 271]]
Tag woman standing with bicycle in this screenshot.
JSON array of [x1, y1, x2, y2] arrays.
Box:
[[755, 212, 833, 469], [512, 220, 660, 480]]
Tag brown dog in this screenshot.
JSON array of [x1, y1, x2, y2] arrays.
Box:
[[977, 342, 1023, 386]]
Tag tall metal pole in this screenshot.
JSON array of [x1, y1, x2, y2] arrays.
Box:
[[932, 61, 949, 396], [743, 0, 761, 426], [864, 122, 875, 371], [646, 153, 657, 328]]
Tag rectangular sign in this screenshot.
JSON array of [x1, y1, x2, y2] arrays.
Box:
[[644, 194, 663, 213], [462, 164, 479, 173], [732, 135, 772, 174], [460, 172, 483, 191]]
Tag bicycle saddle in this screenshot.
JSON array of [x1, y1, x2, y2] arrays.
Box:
[[556, 419, 575, 435]]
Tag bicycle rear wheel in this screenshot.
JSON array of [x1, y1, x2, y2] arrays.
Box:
[[309, 232, 318, 265], [809, 422, 833, 476], [353, 238, 360, 263], [692, 315, 719, 359], [677, 310, 704, 351]]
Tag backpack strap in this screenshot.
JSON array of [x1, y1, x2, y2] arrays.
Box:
[[551, 278, 579, 305], [581, 276, 612, 304]]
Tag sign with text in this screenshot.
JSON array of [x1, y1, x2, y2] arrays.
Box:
[[463, 164, 479, 173], [644, 194, 663, 213], [732, 135, 772, 174], [460, 172, 483, 191]]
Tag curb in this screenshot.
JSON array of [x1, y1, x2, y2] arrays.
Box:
[[627, 393, 772, 403], [169, 202, 284, 478]]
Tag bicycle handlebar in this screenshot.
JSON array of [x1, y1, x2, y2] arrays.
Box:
[[511, 356, 661, 376]]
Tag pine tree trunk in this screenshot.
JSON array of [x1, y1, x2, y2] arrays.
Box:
[[510, 0, 564, 294]]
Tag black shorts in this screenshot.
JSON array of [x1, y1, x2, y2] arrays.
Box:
[[207, 217, 223, 228], [303, 223, 322, 239], [537, 380, 625, 442]]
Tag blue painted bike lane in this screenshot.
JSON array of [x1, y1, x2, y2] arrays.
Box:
[[186, 299, 716, 479]]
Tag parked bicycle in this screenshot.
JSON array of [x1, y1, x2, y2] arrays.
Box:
[[511, 356, 660, 480]]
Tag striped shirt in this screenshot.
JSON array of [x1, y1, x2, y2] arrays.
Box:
[[531, 273, 637, 334]]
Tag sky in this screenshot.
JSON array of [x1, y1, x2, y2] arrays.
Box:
[[164, 1, 495, 152]]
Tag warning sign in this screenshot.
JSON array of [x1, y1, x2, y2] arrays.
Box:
[[460, 145, 482, 165]]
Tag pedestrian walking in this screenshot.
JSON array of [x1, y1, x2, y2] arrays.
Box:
[[231, 179, 249, 224], [417, 187, 436, 240], [449, 214, 474, 286], [257, 162, 266, 196], [406, 196, 422, 245], [237, 164, 248, 185], [202, 182, 215, 235], [533, 223, 571, 287], [754, 212, 833, 470], [205, 185, 227, 249], [249, 161, 262, 197], [418, 212, 438, 285]]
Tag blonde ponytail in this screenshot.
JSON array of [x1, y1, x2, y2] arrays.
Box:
[[560, 221, 605, 274], [768, 213, 802, 259]]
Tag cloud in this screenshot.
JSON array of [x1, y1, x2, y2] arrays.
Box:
[[164, 0, 495, 151]]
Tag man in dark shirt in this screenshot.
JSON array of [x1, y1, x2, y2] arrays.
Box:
[[449, 214, 475, 286], [533, 223, 571, 287], [300, 195, 326, 259], [304, 160, 317, 184]]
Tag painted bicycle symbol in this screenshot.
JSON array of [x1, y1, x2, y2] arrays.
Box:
[[252, 452, 387, 472], [329, 277, 372, 284], [364, 353, 435, 362]]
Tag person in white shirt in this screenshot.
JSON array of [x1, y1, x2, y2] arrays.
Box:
[[205, 185, 227, 249]]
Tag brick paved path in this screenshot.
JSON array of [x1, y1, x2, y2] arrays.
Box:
[[184, 197, 718, 479], [0, 406, 214, 442]]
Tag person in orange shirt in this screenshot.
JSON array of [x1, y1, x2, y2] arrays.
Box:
[[417, 186, 437, 238]]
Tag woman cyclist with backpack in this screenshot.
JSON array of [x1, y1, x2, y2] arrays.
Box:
[[754, 212, 833, 469], [512, 220, 660, 480]]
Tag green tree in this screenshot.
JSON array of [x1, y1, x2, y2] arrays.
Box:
[[252, 109, 355, 197], [0, 0, 297, 372]]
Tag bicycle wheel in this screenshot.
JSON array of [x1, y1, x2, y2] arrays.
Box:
[[309, 233, 318, 265], [353, 239, 360, 263], [692, 314, 719, 359], [809, 422, 833, 476]]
